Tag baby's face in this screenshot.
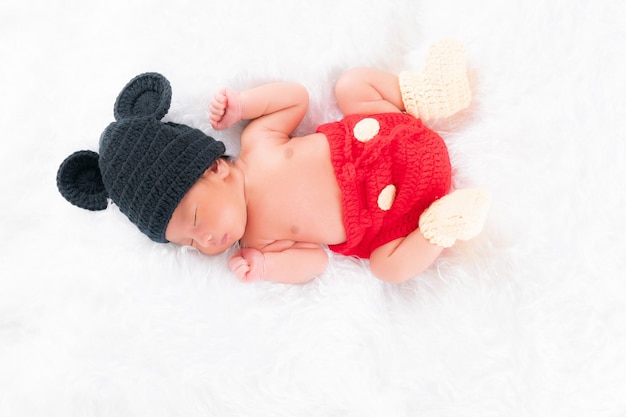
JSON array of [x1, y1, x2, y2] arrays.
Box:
[[165, 160, 246, 255]]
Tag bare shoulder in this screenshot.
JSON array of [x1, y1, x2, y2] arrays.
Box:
[[240, 125, 289, 156]]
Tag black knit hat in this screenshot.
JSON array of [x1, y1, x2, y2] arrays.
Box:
[[56, 72, 226, 243]]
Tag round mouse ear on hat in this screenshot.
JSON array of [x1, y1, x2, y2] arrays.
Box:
[[113, 72, 172, 121], [56, 150, 108, 211]]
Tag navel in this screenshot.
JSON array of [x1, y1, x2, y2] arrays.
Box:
[[284, 147, 294, 159]]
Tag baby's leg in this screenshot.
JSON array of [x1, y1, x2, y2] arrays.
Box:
[[400, 39, 471, 120], [335, 39, 470, 121], [334, 68, 405, 116], [369, 230, 443, 283], [370, 188, 490, 283]]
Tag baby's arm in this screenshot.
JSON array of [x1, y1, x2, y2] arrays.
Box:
[[209, 82, 309, 142], [228, 241, 328, 284]]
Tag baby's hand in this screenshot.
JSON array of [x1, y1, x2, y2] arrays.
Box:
[[228, 248, 265, 282], [209, 88, 242, 130]]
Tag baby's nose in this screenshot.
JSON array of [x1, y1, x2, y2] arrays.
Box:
[[195, 233, 215, 247]]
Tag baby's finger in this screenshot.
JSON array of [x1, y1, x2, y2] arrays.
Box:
[[209, 101, 225, 116], [228, 253, 244, 269], [212, 90, 228, 107], [233, 264, 251, 281], [229, 260, 248, 276], [208, 105, 225, 127], [211, 97, 226, 110], [208, 111, 222, 123]]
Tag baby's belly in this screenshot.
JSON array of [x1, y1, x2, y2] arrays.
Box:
[[286, 200, 347, 245], [276, 168, 346, 244], [252, 133, 348, 246]]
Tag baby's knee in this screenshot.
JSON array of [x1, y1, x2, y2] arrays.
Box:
[[369, 251, 412, 284], [369, 258, 395, 283], [369, 234, 443, 283], [335, 68, 368, 96]]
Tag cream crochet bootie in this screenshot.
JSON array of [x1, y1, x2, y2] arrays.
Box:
[[419, 188, 491, 248], [400, 39, 472, 121]]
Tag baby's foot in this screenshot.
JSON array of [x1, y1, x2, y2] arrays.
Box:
[[419, 188, 491, 248], [400, 39, 471, 121]]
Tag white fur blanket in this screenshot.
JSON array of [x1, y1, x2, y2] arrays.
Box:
[[2, 0, 626, 415]]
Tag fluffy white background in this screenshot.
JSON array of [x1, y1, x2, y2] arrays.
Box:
[[2, 0, 626, 415]]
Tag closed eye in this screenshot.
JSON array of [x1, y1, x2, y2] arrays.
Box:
[[190, 207, 198, 247]]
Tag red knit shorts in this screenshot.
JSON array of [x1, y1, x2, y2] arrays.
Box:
[[317, 113, 451, 258]]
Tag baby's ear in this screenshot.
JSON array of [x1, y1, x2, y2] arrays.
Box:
[[56, 150, 108, 210], [212, 158, 231, 178], [201, 158, 229, 180], [113, 72, 172, 121]]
